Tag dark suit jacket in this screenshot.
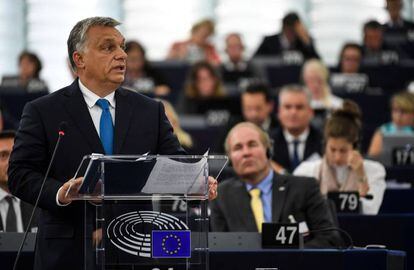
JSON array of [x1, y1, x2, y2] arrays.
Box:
[[271, 126, 322, 173], [209, 172, 342, 248], [0, 199, 37, 232], [253, 33, 319, 60], [8, 79, 185, 270]]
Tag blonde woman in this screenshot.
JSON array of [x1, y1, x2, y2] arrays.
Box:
[[368, 91, 414, 157], [302, 59, 343, 110], [159, 99, 194, 151]]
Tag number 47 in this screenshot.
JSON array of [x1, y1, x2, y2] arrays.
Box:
[[276, 226, 297, 244]]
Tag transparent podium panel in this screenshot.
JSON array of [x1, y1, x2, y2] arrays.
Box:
[[67, 154, 227, 270]]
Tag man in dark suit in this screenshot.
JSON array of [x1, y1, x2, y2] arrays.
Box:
[[210, 122, 341, 248], [212, 82, 278, 154], [0, 130, 37, 232], [8, 17, 217, 270], [220, 33, 254, 84], [271, 85, 322, 173], [253, 12, 319, 60], [383, 0, 414, 59], [362, 20, 400, 64]]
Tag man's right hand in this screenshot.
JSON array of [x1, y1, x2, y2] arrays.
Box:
[[58, 177, 83, 205]]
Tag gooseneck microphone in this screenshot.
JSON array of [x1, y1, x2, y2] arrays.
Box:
[[308, 227, 354, 249], [13, 121, 67, 270]]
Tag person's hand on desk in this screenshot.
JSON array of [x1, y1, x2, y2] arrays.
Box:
[[208, 176, 218, 200], [57, 177, 83, 205]]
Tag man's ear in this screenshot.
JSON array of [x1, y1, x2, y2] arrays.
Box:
[[72, 51, 85, 69]]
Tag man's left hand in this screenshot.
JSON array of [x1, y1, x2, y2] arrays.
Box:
[[208, 176, 218, 200]]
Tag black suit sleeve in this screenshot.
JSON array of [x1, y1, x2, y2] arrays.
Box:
[[296, 38, 320, 59], [302, 178, 342, 248], [8, 102, 63, 212], [253, 36, 279, 57], [209, 191, 229, 232]]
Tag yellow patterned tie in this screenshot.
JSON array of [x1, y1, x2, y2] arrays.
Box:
[[249, 188, 264, 233]]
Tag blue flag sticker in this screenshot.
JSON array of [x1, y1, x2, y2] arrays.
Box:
[[152, 230, 191, 258]]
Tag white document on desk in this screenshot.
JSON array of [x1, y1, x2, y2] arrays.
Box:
[[141, 156, 208, 194]]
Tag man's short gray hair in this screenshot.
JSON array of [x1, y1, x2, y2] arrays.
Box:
[[67, 16, 121, 71], [278, 84, 312, 105]]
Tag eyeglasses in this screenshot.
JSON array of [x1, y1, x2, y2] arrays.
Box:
[[392, 107, 414, 115]]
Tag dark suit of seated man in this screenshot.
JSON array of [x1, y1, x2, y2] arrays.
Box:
[[0, 130, 37, 232], [253, 12, 319, 60], [210, 122, 342, 248], [271, 85, 322, 174]]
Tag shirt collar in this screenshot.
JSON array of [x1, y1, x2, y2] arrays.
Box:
[[283, 128, 310, 144], [245, 169, 274, 195], [224, 60, 248, 71], [0, 187, 18, 202], [78, 80, 116, 109]]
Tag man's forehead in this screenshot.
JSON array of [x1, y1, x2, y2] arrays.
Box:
[[230, 127, 261, 145], [87, 26, 124, 42], [0, 138, 14, 147], [280, 92, 307, 104]]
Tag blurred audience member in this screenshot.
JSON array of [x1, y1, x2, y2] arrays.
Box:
[[271, 85, 322, 174], [159, 99, 194, 153], [241, 82, 277, 134], [1, 51, 48, 92], [294, 100, 386, 215], [210, 122, 342, 248], [220, 33, 254, 84], [0, 130, 38, 231], [212, 82, 278, 154], [383, 0, 414, 59], [253, 12, 319, 61], [330, 43, 369, 93], [302, 59, 343, 110], [368, 91, 414, 157], [362, 20, 399, 64], [123, 41, 170, 96], [177, 61, 226, 114], [337, 43, 363, 74], [167, 19, 220, 65]]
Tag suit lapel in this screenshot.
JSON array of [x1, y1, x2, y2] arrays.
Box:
[[272, 174, 287, 223], [20, 201, 33, 231], [63, 80, 104, 153], [280, 133, 292, 170], [113, 89, 133, 154], [304, 128, 315, 158], [234, 180, 257, 231]]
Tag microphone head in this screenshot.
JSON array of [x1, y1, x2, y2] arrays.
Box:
[[364, 194, 374, 200], [58, 121, 68, 136]]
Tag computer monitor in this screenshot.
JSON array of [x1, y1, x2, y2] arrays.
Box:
[[377, 134, 414, 166]]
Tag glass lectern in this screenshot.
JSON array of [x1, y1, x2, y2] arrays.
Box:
[[66, 154, 228, 270]]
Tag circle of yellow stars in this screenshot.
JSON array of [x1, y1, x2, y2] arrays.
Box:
[[162, 234, 182, 255]]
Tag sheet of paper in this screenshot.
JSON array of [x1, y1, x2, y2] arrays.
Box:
[[141, 156, 208, 194]]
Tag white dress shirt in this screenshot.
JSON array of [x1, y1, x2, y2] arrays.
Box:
[[56, 80, 117, 206], [0, 188, 23, 232], [293, 159, 386, 215], [283, 128, 310, 162], [78, 80, 116, 136]]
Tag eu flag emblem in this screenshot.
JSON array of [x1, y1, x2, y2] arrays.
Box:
[[152, 230, 191, 258]]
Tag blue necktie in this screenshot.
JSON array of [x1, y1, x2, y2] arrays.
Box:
[[96, 99, 114, 155], [291, 139, 300, 170]]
